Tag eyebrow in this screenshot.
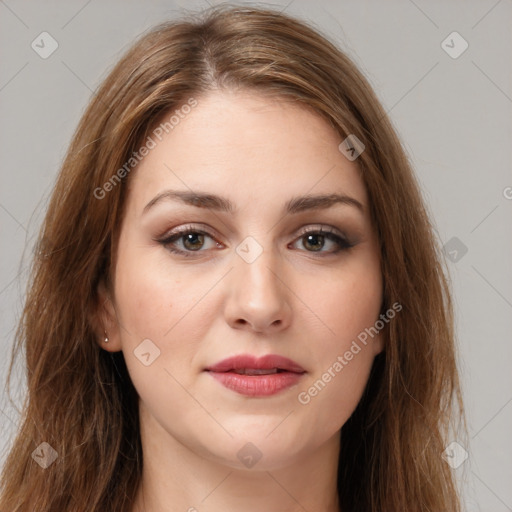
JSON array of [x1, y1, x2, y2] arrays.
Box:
[[142, 189, 364, 216]]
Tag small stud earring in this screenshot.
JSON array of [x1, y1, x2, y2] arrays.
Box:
[[104, 330, 109, 343]]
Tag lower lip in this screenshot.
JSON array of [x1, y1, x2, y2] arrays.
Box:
[[207, 371, 304, 396]]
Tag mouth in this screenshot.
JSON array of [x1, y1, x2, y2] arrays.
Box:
[[204, 354, 306, 397], [231, 368, 284, 375]]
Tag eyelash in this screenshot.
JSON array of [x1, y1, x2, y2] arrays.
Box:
[[156, 224, 355, 258]]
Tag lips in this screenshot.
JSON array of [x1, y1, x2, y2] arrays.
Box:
[[205, 354, 305, 397], [205, 354, 306, 374]]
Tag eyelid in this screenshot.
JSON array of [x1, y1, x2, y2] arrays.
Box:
[[158, 223, 222, 243], [295, 224, 348, 240], [158, 223, 349, 243]]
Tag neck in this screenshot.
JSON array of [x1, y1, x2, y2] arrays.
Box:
[[131, 401, 341, 512]]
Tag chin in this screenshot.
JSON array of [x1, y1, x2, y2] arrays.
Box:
[[205, 429, 309, 471]]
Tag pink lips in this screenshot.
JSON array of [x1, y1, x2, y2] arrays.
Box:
[[205, 354, 306, 397]]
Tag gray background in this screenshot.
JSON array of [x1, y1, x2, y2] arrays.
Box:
[[1, 0, 511, 510]]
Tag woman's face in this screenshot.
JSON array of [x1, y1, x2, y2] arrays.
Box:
[[100, 90, 384, 470]]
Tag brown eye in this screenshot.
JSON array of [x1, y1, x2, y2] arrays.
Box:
[[158, 227, 220, 257], [302, 233, 327, 252], [292, 227, 354, 255], [181, 232, 206, 251]]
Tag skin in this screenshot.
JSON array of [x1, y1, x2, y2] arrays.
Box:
[[95, 89, 384, 512]]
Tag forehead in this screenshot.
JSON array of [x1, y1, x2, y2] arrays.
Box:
[[126, 90, 368, 214]]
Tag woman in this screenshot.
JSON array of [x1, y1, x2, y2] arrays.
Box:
[[0, 5, 466, 511]]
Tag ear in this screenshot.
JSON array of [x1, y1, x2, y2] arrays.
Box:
[[90, 279, 122, 352]]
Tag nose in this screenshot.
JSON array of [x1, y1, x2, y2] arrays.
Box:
[[223, 248, 292, 334]]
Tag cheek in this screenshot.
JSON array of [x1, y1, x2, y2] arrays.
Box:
[[294, 292, 381, 440], [303, 252, 382, 353], [112, 248, 200, 375], [292, 253, 382, 430], [112, 244, 228, 392], [114, 236, 206, 338], [115, 263, 172, 339], [112, 250, 228, 449], [296, 352, 375, 443], [112, 263, 205, 425]]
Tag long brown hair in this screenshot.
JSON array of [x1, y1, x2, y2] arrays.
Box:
[[0, 5, 467, 511]]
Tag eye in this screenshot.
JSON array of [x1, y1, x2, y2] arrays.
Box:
[[290, 226, 354, 255], [157, 224, 221, 257]]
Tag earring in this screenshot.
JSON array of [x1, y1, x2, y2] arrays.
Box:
[[104, 330, 109, 343]]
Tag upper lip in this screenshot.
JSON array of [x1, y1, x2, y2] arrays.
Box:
[[205, 354, 306, 373]]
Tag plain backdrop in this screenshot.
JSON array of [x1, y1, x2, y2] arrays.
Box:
[[1, 0, 511, 510]]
